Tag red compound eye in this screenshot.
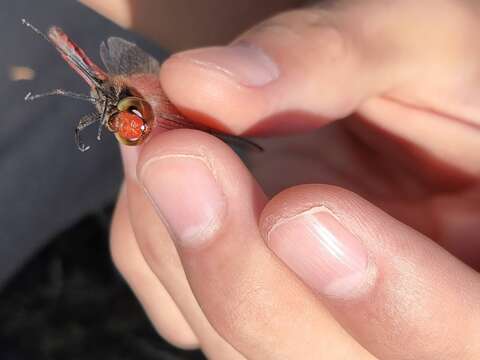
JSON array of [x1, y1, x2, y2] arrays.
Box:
[[110, 111, 151, 145], [108, 96, 153, 145], [118, 112, 146, 141]]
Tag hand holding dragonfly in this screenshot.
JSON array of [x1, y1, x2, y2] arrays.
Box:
[[63, 1, 480, 358]]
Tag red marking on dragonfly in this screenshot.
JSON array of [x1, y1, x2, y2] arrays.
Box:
[[22, 19, 262, 152]]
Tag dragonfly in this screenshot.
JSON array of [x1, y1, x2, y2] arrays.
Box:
[[22, 19, 262, 152]]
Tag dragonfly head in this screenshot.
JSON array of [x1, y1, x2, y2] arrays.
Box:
[[107, 96, 154, 145]]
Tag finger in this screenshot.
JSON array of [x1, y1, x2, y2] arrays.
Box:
[[120, 148, 246, 359], [80, 0, 303, 51], [159, 2, 399, 134], [137, 129, 374, 360], [110, 185, 199, 349], [261, 185, 480, 360], [160, 1, 479, 135]]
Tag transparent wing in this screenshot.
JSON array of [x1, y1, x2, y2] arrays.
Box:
[[210, 132, 263, 152], [156, 112, 263, 153], [100, 37, 160, 75]]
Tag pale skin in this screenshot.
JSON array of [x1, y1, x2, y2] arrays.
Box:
[[83, 0, 480, 358]]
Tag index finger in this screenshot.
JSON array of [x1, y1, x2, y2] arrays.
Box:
[[159, 1, 477, 136]]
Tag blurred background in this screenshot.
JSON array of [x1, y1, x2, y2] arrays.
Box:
[[0, 1, 204, 359]]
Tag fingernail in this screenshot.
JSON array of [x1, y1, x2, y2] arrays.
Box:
[[174, 42, 279, 87], [140, 155, 226, 247], [267, 207, 369, 298]]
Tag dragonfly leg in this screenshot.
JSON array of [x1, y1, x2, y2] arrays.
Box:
[[96, 122, 104, 142], [96, 100, 109, 141], [25, 89, 96, 103], [75, 113, 100, 152]]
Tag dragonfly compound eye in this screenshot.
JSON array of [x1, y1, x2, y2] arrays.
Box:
[[109, 96, 153, 145]]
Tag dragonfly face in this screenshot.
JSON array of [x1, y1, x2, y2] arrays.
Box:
[[86, 78, 154, 147], [23, 19, 169, 151], [23, 19, 263, 153], [106, 94, 154, 146]]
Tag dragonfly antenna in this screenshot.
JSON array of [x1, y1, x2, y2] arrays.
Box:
[[21, 19, 51, 43], [25, 89, 96, 103], [21, 18, 104, 101]]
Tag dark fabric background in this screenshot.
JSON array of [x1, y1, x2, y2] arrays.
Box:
[[0, 1, 166, 287], [0, 4, 207, 359]]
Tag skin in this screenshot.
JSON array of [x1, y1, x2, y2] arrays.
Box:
[[83, 0, 480, 359]]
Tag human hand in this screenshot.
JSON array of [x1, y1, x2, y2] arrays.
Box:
[[109, 1, 480, 359]]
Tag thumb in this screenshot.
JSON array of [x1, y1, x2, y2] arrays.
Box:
[[159, 1, 422, 135]]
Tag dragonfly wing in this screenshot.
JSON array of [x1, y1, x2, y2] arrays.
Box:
[[100, 37, 160, 75], [211, 132, 264, 153], [99, 41, 115, 74], [156, 113, 263, 152], [48, 26, 108, 88]]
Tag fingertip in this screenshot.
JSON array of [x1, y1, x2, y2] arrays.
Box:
[[137, 128, 236, 172], [160, 55, 271, 134], [136, 128, 267, 249], [259, 184, 480, 359], [161, 55, 334, 135], [260, 184, 376, 299], [159, 7, 377, 136]]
